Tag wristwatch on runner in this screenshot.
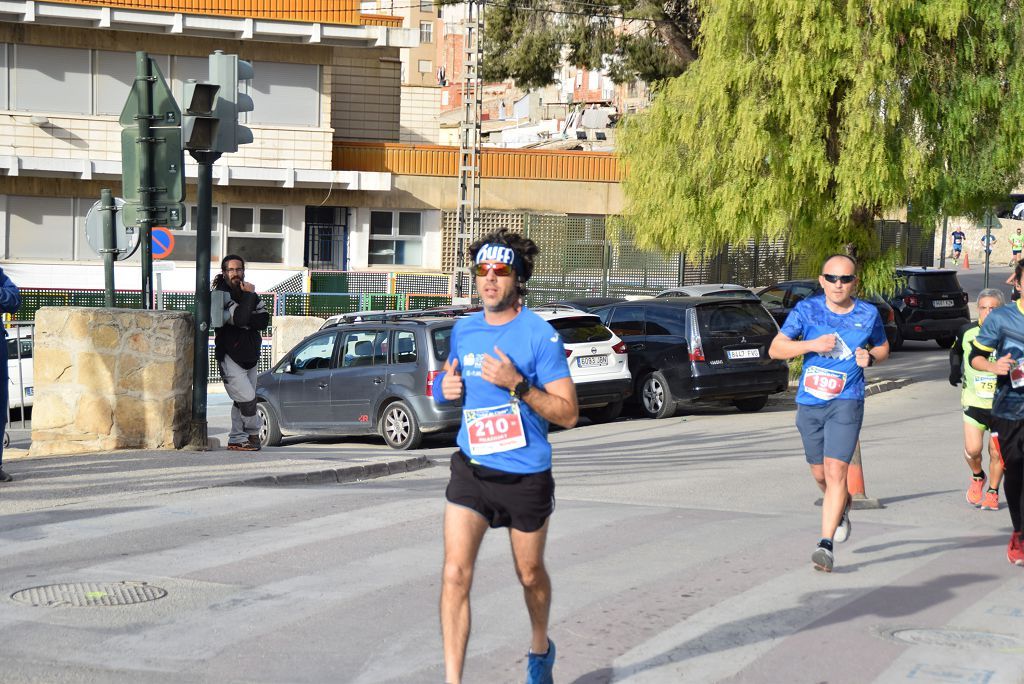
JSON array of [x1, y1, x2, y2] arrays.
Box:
[[513, 377, 532, 399]]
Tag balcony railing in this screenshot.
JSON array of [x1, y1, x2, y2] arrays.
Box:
[[333, 141, 622, 183], [42, 0, 402, 27]]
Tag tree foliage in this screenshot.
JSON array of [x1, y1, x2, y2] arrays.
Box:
[[438, 0, 700, 89], [618, 1, 1024, 292]]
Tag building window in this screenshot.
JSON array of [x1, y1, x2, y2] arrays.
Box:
[[420, 22, 433, 44], [360, 0, 376, 11], [417, 60, 433, 74], [175, 205, 222, 263], [368, 211, 422, 266], [249, 62, 320, 127], [419, 0, 432, 10], [226, 207, 285, 264], [7, 195, 75, 259], [12, 45, 90, 114]]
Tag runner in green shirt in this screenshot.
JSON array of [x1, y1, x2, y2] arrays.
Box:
[[1010, 227, 1024, 267], [950, 289, 1005, 509]]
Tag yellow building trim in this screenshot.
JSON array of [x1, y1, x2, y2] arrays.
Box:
[[333, 141, 622, 183], [41, 0, 401, 27]]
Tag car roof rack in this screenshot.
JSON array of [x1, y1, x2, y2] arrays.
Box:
[[532, 303, 589, 312], [324, 305, 473, 326]]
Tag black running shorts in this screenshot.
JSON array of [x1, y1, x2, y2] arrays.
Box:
[[445, 450, 555, 532]]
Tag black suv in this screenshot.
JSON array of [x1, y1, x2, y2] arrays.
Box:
[[887, 267, 970, 349], [255, 317, 461, 450], [593, 298, 789, 418], [757, 280, 898, 347]]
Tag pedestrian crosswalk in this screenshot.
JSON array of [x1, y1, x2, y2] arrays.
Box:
[[2, 471, 1023, 683]]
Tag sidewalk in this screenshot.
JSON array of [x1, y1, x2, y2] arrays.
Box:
[[0, 443, 436, 514]]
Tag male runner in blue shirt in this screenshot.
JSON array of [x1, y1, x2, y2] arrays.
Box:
[[770, 254, 889, 572], [433, 229, 578, 684]]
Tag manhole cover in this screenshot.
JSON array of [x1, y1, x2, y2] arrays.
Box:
[[883, 628, 1022, 651], [10, 582, 167, 607]]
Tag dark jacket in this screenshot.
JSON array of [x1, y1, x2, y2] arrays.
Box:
[[214, 279, 270, 369]]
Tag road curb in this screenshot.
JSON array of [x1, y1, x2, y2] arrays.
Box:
[[221, 455, 433, 487]]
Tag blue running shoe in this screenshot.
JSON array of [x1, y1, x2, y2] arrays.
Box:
[[526, 638, 555, 684]]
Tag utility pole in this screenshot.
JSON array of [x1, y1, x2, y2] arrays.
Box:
[[453, 0, 484, 301], [984, 208, 994, 289]]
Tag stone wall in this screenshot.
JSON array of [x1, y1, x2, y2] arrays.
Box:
[[30, 307, 194, 456], [272, 316, 326, 365]]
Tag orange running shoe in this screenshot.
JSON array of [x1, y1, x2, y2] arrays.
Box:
[[980, 489, 999, 511], [1008, 533, 1024, 567], [966, 476, 986, 506]]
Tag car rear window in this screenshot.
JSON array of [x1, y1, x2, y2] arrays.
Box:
[[431, 326, 453, 362], [549, 316, 612, 343], [906, 273, 961, 293], [698, 303, 777, 337]]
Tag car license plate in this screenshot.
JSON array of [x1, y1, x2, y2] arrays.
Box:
[[577, 355, 608, 368], [934, 299, 954, 308], [727, 348, 760, 360]]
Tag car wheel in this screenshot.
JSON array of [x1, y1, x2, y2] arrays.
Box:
[[380, 400, 423, 450], [936, 335, 956, 349], [639, 371, 675, 419], [583, 400, 623, 424], [256, 402, 283, 447], [733, 396, 769, 412], [890, 321, 904, 351]]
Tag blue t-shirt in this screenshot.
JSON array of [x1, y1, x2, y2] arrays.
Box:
[[952, 230, 965, 246], [445, 308, 571, 474], [973, 301, 1024, 420], [780, 295, 887, 406]]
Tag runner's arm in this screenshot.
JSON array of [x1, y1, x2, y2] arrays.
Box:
[[518, 376, 578, 429], [769, 332, 834, 360], [949, 330, 965, 385]]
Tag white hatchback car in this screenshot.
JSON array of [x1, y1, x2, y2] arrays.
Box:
[[534, 306, 632, 423], [6, 326, 33, 416]]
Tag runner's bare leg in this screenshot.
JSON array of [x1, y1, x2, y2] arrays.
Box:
[[509, 519, 552, 654], [441, 503, 489, 684]]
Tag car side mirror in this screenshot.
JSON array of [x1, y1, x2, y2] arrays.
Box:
[[284, 361, 295, 374]]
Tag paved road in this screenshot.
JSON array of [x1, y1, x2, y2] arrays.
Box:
[[2, 374, 1022, 683]]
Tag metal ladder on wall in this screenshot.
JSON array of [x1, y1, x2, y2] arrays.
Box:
[[453, 0, 484, 300]]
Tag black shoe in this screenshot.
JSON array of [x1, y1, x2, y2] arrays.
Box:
[[0, 468, 13, 483]]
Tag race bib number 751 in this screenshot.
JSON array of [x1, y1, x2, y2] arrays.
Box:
[[803, 366, 847, 401], [464, 402, 528, 456]]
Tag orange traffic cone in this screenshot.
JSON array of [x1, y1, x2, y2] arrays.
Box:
[[847, 441, 881, 509], [963, 251, 970, 269]]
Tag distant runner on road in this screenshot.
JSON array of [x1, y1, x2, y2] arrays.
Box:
[[432, 229, 578, 684], [1010, 228, 1024, 267], [950, 289, 1004, 511], [970, 262, 1024, 566], [769, 254, 890, 573], [951, 229, 966, 263]]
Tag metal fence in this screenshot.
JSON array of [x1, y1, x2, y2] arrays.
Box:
[[442, 211, 935, 304]]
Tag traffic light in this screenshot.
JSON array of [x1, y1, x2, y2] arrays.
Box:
[[208, 50, 254, 153], [181, 79, 221, 151]]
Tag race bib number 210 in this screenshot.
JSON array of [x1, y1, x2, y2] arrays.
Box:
[[464, 402, 528, 456], [803, 366, 847, 401]]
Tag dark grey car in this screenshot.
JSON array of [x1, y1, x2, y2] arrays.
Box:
[[255, 318, 461, 449]]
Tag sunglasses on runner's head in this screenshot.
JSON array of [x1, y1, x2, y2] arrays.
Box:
[[821, 273, 856, 284], [474, 263, 515, 277]]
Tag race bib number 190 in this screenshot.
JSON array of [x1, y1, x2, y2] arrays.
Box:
[[464, 402, 528, 456], [803, 366, 847, 401]]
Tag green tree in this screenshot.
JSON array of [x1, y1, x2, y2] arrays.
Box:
[[439, 0, 700, 89], [618, 1, 1024, 291]]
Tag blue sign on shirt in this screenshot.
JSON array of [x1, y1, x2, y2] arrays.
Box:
[[780, 295, 887, 405], [448, 308, 571, 474]]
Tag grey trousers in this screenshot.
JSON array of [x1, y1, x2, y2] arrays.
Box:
[[220, 355, 260, 444]]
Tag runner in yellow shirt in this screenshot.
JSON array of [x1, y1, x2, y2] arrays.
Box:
[[950, 289, 1005, 509], [1010, 227, 1024, 267]]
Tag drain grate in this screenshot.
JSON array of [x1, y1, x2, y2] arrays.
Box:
[[881, 627, 1022, 651], [10, 582, 167, 607]]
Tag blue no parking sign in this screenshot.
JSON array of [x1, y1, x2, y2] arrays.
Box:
[[151, 227, 175, 260]]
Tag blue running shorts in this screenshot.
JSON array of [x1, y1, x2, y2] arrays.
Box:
[[795, 399, 864, 464]]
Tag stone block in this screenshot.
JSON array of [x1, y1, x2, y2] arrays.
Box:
[[34, 348, 73, 384], [74, 394, 114, 436], [77, 351, 117, 394]]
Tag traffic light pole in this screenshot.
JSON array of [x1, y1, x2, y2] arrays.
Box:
[[134, 52, 156, 309], [188, 150, 221, 450]]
